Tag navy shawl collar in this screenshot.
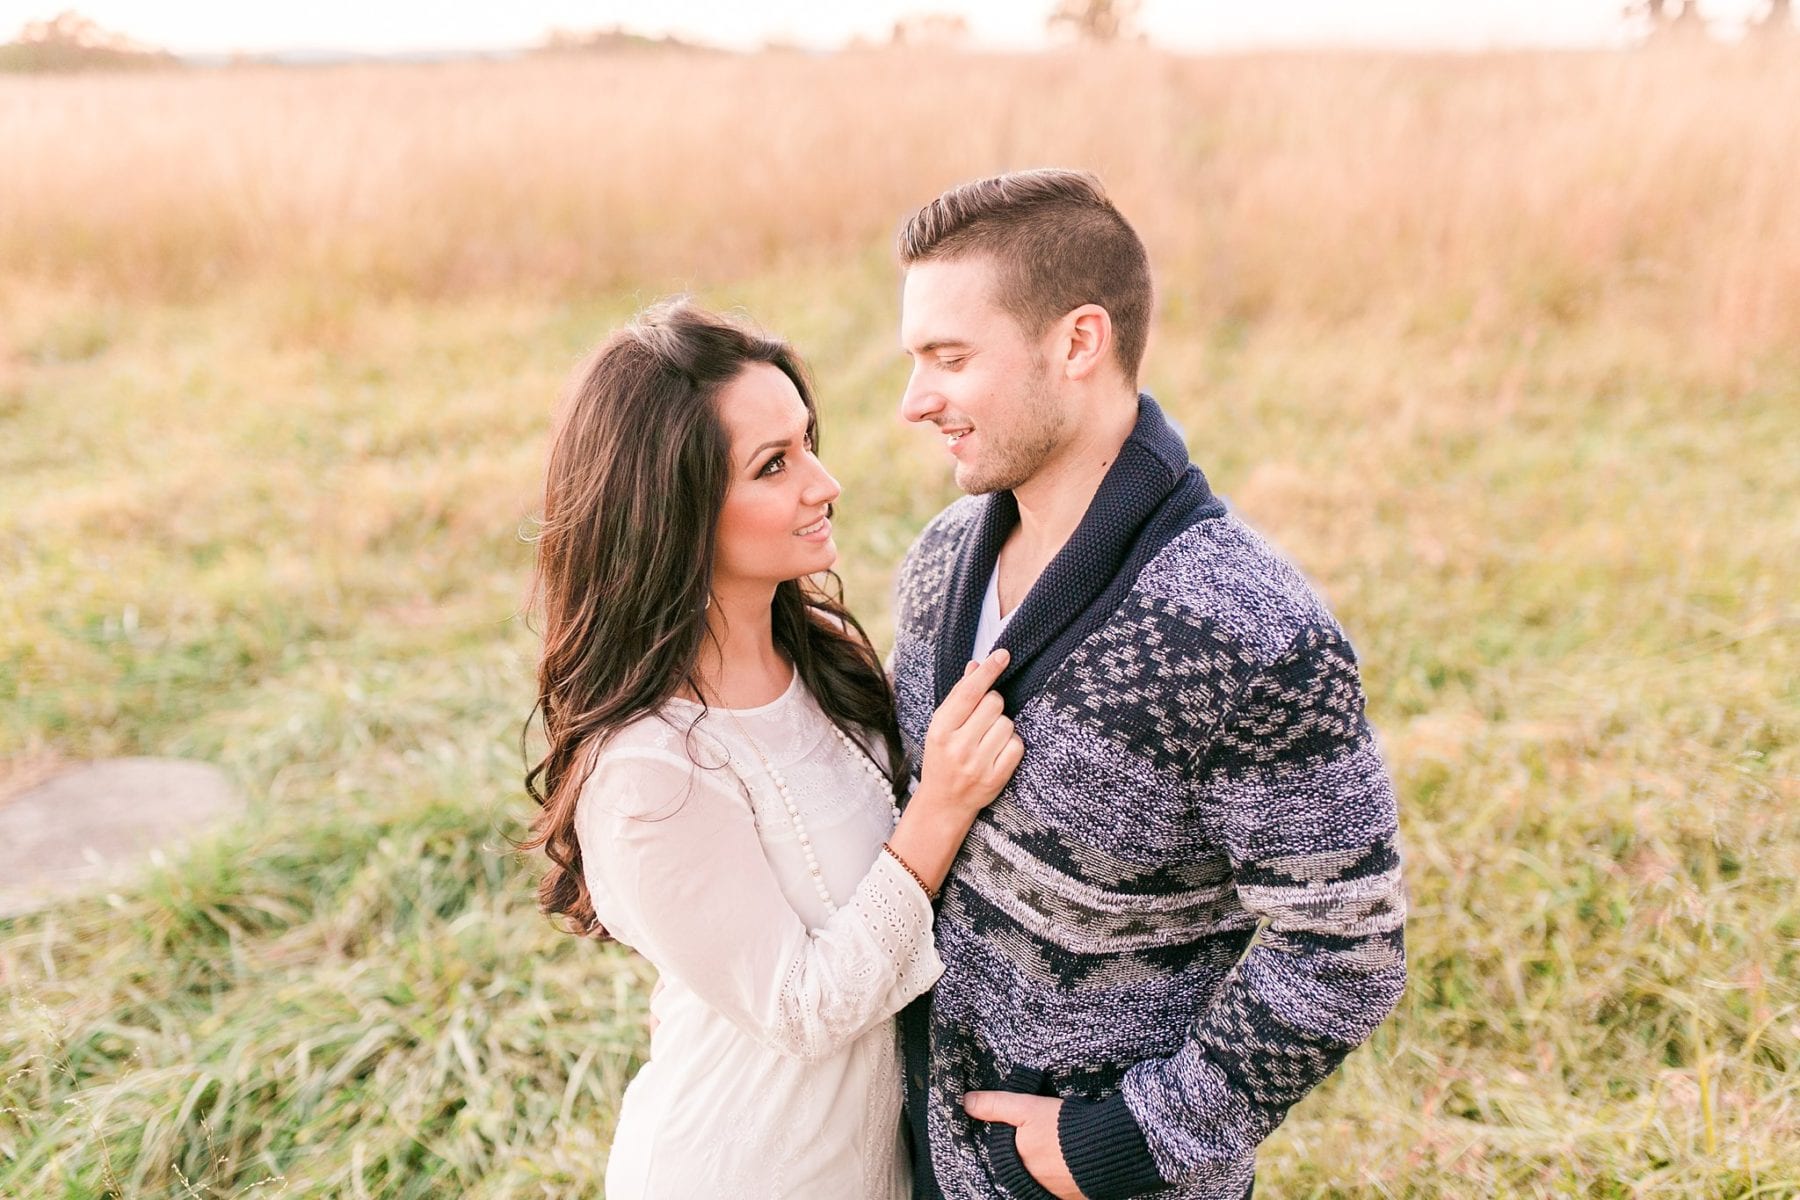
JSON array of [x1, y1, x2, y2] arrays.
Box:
[[931, 393, 1224, 713]]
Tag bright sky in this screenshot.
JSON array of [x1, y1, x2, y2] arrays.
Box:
[[0, 0, 1777, 56]]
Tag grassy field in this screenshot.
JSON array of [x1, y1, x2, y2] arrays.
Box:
[[3, 45, 1798, 1198]]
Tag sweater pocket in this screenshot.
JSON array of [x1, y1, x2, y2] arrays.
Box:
[[977, 1067, 1061, 1200]]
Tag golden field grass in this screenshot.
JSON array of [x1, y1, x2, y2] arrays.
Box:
[[2, 44, 1798, 1198]]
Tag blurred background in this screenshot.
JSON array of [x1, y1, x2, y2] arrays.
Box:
[[1, 1, 1796, 1196]]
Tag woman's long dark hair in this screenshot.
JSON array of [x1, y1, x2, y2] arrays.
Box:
[[520, 300, 905, 939]]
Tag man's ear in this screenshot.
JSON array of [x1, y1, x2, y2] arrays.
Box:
[[1059, 304, 1112, 382]]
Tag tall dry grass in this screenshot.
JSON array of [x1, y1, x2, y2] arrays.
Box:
[[4, 46, 1799, 364], [2, 44, 1797, 1199]]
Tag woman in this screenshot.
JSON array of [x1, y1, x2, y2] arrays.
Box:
[[521, 300, 1022, 1198]]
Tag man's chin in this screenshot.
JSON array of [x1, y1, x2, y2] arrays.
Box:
[[954, 462, 1016, 496], [953, 462, 995, 495]]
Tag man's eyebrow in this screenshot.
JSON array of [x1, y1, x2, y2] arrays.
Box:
[[902, 338, 971, 356]]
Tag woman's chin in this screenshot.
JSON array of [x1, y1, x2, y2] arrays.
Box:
[[791, 542, 837, 579]]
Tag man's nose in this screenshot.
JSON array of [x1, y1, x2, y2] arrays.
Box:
[[900, 367, 940, 425]]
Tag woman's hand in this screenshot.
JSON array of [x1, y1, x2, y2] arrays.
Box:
[[916, 648, 1024, 819], [885, 648, 1023, 900]]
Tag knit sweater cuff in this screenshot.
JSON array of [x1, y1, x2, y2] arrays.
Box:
[[1058, 1090, 1165, 1200]]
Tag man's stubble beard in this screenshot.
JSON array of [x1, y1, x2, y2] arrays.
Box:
[[956, 363, 1068, 496]]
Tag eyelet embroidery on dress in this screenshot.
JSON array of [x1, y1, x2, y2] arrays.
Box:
[[586, 693, 934, 1200]]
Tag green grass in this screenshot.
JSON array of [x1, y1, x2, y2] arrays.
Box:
[[2, 247, 1796, 1198]]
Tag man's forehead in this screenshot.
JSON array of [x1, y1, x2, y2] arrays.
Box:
[[905, 254, 998, 302], [901, 256, 1002, 344]]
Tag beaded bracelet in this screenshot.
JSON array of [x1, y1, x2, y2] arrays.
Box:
[[882, 842, 938, 902]]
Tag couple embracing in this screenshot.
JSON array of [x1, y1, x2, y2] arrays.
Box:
[[522, 170, 1408, 1200]]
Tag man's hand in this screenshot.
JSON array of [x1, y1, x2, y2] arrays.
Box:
[[963, 1091, 1084, 1200]]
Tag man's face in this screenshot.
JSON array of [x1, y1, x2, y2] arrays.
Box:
[[899, 255, 1069, 495]]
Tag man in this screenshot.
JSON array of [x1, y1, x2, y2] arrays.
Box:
[[889, 169, 1408, 1200]]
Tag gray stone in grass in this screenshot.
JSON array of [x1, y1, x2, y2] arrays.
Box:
[[0, 757, 244, 919]]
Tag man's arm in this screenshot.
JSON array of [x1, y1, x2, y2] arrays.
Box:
[[1056, 625, 1409, 1198]]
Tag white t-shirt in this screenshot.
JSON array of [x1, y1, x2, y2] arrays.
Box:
[[971, 565, 1014, 661]]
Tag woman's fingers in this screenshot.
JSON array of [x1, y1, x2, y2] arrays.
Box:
[[963, 689, 1005, 734], [975, 714, 1015, 768], [937, 649, 1009, 727], [992, 734, 1025, 781], [919, 650, 1022, 809]]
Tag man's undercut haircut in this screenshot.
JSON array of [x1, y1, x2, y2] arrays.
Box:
[[899, 168, 1153, 384]]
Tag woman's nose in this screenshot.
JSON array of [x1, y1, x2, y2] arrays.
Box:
[[804, 460, 841, 506]]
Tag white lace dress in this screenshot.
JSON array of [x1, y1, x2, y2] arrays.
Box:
[[576, 670, 943, 1199]]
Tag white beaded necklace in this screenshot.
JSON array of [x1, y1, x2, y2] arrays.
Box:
[[717, 695, 900, 917]]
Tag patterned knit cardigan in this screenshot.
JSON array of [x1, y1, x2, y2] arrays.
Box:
[[891, 395, 1408, 1200]]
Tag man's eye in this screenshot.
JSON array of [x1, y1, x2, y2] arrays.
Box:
[[940, 356, 967, 369], [758, 454, 786, 478]]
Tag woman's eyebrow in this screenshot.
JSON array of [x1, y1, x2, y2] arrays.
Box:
[[743, 431, 802, 467]]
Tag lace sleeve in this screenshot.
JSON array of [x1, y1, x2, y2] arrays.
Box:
[[575, 746, 944, 1062]]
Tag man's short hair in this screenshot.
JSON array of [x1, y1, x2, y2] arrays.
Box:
[[898, 169, 1153, 383]]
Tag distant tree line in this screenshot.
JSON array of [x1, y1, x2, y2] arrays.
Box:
[[5, 1, 1794, 76], [1048, 0, 1145, 43], [1625, 0, 1796, 39], [0, 10, 176, 71], [534, 26, 713, 56]]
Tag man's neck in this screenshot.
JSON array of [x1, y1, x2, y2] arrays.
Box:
[[1005, 387, 1141, 571]]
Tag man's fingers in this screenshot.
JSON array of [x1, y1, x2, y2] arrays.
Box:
[[961, 1089, 1028, 1125]]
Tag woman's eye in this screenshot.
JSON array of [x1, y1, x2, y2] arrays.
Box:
[[758, 454, 786, 478]]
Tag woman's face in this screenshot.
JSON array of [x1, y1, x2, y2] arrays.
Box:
[[711, 363, 841, 593]]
